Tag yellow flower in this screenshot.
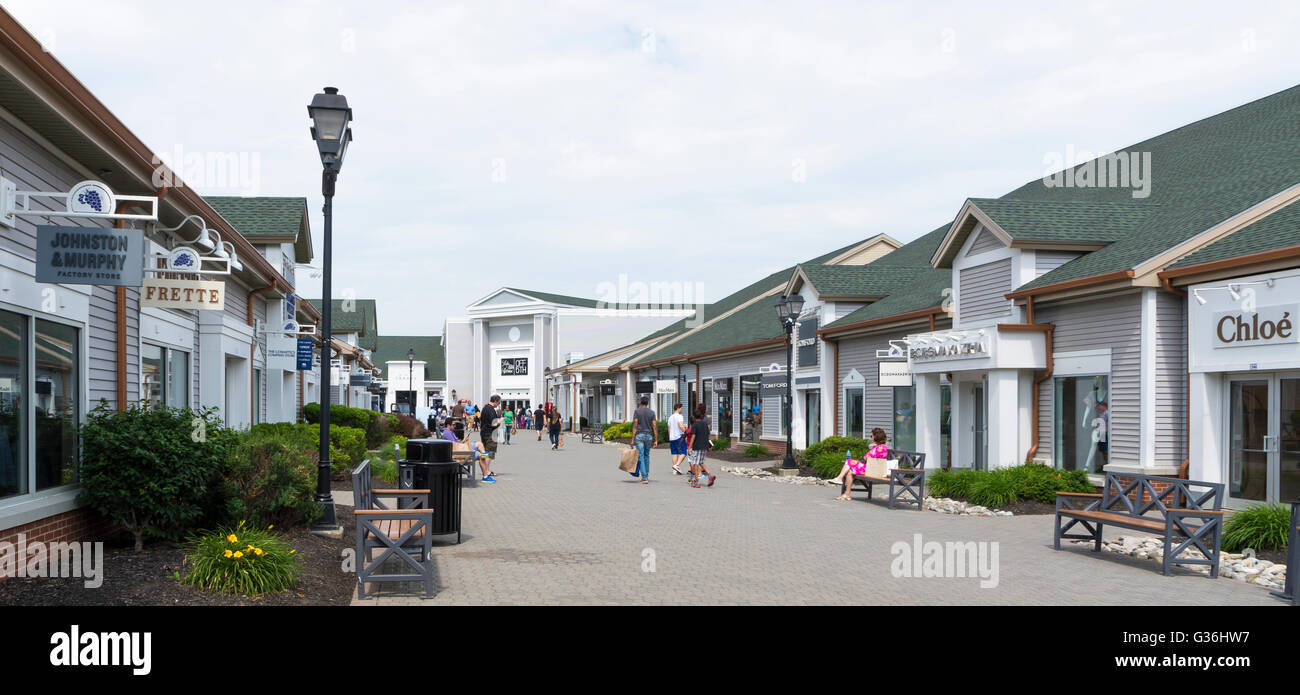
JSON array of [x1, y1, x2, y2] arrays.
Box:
[[289, 549, 296, 555], [233, 551, 244, 559], [223, 550, 233, 558], [267, 525, 274, 530], [227, 534, 238, 544], [247, 544, 255, 551], [254, 548, 264, 556]]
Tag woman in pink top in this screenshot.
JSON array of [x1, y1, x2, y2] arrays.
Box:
[[830, 427, 890, 501]]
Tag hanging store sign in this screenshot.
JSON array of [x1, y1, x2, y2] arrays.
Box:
[[350, 372, 372, 386], [267, 334, 298, 371], [141, 278, 225, 310], [655, 379, 677, 394], [878, 361, 913, 387], [797, 317, 819, 366], [600, 384, 616, 395], [296, 338, 314, 370], [760, 370, 788, 396], [712, 377, 732, 393], [635, 381, 654, 394], [35, 225, 144, 286]]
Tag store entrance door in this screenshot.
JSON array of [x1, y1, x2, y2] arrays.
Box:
[[1227, 374, 1300, 505], [972, 383, 987, 471]]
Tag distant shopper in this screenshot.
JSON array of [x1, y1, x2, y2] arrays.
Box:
[[548, 410, 563, 450], [478, 396, 502, 483], [535, 407, 546, 440], [686, 405, 716, 488], [632, 396, 657, 484], [830, 427, 888, 501], [503, 407, 514, 445], [667, 403, 688, 475]]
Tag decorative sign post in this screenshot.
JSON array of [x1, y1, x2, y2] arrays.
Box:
[[296, 338, 315, 371]]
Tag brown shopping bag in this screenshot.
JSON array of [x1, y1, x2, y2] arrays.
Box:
[[618, 447, 637, 473]]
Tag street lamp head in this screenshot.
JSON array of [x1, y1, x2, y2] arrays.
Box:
[[308, 87, 354, 169], [775, 294, 805, 327], [407, 348, 415, 361], [785, 294, 805, 317]]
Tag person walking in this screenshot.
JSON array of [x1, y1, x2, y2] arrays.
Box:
[[686, 404, 716, 488], [666, 403, 688, 475], [535, 406, 546, 441], [548, 409, 563, 450], [503, 407, 514, 445], [478, 396, 502, 483], [631, 396, 657, 484]]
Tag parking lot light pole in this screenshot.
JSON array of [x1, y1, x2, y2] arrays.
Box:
[[775, 294, 804, 471], [309, 87, 353, 535]]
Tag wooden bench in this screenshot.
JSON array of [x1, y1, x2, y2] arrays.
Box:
[[352, 460, 435, 600], [842, 449, 926, 509], [581, 428, 604, 443], [1053, 472, 1225, 578]]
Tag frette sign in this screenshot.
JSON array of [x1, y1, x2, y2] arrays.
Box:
[[141, 278, 225, 310]]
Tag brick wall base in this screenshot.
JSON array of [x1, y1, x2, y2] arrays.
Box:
[[760, 439, 787, 456], [0, 507, 115, 574]]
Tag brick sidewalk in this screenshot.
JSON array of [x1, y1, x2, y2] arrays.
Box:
[[352, 436, 1282, 606]]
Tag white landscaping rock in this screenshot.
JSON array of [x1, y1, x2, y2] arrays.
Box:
[[1070, 535, 1288, 593]]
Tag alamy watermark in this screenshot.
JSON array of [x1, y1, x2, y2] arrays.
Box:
[[595, 274, 708, 328], [151, 144, 261, 195], [1, 533, 104, 588], [1042, 145, 1151, 199], [890, 533, 999, 588]]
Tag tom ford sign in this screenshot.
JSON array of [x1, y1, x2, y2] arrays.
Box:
[[1213, 305, 1298, 348]]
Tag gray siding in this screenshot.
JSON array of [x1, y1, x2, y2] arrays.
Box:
[[958, 258, 1013, 324], [697, 348, 784, 441], [833, 317, 949, 442], [1155, 291, 1187, 466], [0, 117, 138, 408], [253, 296, 267, 424], [1036, 292, 1142, 467], [1035, 251, 1082, 276], [966, 226, 1004, 256]]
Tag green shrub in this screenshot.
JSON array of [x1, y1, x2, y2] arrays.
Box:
[[580, 416, 589, 428], [656, 420, 669, 441], [218, 427, 321, 528], [1223, 502, 1292, 552], [329, 426, 367, 478], [182, 521, 300, 596], [394, 414, 431, 439], [602, 421, 633, 439], [743, 444, 770, 458], [804, 436, 876, 478], [711, 436, 731, 451], [78, 402, 236, 551], [928, 464, 1093, 508], [302, 403, 390, 446]]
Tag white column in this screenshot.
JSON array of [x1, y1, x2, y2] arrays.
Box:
[[1188, 372, 1222, 483], [915, 372, 941, 461], [1139, 288, 1158, 469], [987, 369, 1020, 469]]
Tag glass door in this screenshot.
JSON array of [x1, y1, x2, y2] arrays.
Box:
[[1281, 378, 1300, 503], [1228, 379, 1270, 503], [845, 387, 864, 439], [972, 384, 987, 471], [804, 389, 821, 446], [740, 375, 760, 443]]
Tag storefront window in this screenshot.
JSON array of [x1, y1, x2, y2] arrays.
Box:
[[702, 380, 713, 430], [845, 387, 864, 439], [35, 318, 79, 490], [740, 375, 760, 443], [1054, 375, 1109, 473], [143, 343, 190, 409], [940, 384, 952, 469], [0, 310, 26, 499], [893, 386, 916, 451]]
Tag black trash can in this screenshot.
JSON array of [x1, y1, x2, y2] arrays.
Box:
[[398, 438, 462, 544]]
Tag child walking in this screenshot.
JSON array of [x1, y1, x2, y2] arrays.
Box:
[[686, 405, 716, 487]]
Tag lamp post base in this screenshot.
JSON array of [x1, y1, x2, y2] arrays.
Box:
[[311, 497, 341, 538], [777, 467, 801, 477]]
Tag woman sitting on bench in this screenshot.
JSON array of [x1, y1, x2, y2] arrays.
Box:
[[442, 423, 487, 461], [830, 427, 889, 501]]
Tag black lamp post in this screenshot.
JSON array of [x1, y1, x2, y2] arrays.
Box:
[[308, 87, 353, 534], [775, 294, 804, 470], [407, 348, 415, 414]]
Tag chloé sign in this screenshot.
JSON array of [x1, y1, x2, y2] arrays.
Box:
[[1213, 305, 1298, 348]]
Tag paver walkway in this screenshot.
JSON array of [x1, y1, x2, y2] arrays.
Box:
[[351, 435, 1283, 606]]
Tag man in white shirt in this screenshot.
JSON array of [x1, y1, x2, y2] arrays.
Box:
[[667, 403, 688, 476]]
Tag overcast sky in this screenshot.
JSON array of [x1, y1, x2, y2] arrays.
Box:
[[6, 1, 1300, 335]]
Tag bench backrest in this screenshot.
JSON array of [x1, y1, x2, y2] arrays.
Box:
[[1098, 472, 1223, 518], [888, 449, 926, 470], [352, 460, 372, 511]]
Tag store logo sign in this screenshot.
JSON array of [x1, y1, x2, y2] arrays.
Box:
[[67, 180, 114, 214], [141, 278, 224, 310], [166, 246, 201, 272], [36, 225, 144, 286], [1213, 304, 1298, 348], [910, 338, 988, 360]]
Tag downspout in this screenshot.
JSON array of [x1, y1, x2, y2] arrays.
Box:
[[829, 336, 839, 436], [1000, 296, 1054, 462], [1161, 275, 1190, 478], [248, 283, 276, 423]]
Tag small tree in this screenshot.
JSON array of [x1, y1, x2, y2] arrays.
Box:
[[78, 402, 234, 551]]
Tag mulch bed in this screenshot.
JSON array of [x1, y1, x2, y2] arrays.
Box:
[[0, 508, 357, 606]]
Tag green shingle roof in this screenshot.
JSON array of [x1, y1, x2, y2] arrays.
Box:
[[372, 336, 445, 381], [1008, 84, 1300, 290], [503, 288, 601, 308], [797, 263, 936, 298], [972, 198, 1157, 243], [823, 268, 952, 329], [205, 196, 312, 263], [307, 298, 378, 351], [1169, 198, 1300, 269]]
